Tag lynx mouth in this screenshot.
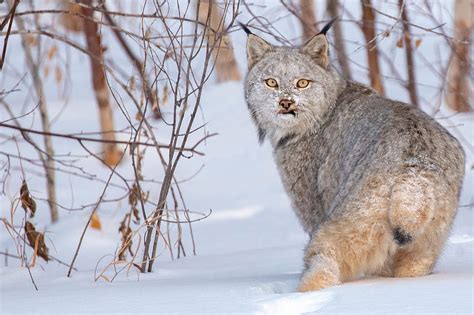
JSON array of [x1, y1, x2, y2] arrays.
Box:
[[277, 108, 298, 116]]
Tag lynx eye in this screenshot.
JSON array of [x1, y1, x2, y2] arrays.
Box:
[[296, 79, 310, 89], [264, 78, 278, 89]]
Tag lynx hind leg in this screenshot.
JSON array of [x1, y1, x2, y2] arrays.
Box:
[[392, 242, 437, 278], [299, 216, 394, 292], [390, 169, 460, 278], [388, 171, 436, 246], [392, 197, 459, 278], [392, 217, 450, 278]]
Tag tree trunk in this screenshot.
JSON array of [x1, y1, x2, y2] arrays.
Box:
[[14, 13, 59, 223], [399, 0, 418, 107], [445, 0, 472, 112], [327, 0, 352, 79], [360, 0, 385, 95], [197, 0, 241, 83], [80, 0, 121, 165], [300, 0, 318, 42]]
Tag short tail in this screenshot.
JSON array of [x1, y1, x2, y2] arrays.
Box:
[[388, 172, 435, 245]]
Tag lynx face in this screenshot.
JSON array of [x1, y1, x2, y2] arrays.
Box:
[[244, 34, 341, 145]]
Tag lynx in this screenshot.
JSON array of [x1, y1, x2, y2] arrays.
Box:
[[242, 21, 465, 292]]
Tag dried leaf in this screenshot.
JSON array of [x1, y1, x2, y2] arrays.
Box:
[[20, 180, 36, 217], [24, 35, 38, 47], [164, 51, 173, 60], [128, 183, 137, 207], [118, 214, 133, 261], [55, 65, 62, 84], [60, 2, 83, 33], [25, 221, 49, 262], [132, 206, 140, 225], [128, 183, 141, 224], [90, 213, 102, 230], [47, 45, 57, 60], [144, 29, 152, 40], [151, 93, 160, 118], [135, 111, 143, 121], [129, 76, 136, 91], [43, 65, 50, 78], [415, 38, 422, 48], [162, 85, 168, 107], [396, 37, 404, 48]]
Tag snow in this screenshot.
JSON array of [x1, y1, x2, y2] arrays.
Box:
[[1, 1, 474, 314]]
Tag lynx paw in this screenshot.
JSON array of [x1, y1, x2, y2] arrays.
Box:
[[298, 270, 339, 292], [393, 256, 434, 278]]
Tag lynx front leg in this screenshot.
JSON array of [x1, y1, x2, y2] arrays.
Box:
[[299, 253, 341, 292]]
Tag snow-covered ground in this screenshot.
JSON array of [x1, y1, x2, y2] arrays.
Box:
[[1, 1, 473, 314]]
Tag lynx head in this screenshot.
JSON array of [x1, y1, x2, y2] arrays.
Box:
[[243, 21, 343, 146]]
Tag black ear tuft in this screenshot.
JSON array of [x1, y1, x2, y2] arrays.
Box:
[[238, 22, 253, 36], [318, 17, 338, 36]]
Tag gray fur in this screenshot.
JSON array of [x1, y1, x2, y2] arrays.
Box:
[[243, 31, 465, 288]]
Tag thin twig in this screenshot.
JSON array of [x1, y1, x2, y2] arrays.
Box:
[[0, 0, 19, 70], [0, 122, 205, 155], [67, 162, 121, 277]]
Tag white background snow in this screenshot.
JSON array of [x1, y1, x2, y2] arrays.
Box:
[[1, 1, 473, 314]]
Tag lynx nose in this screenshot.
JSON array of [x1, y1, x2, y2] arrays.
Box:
[[279, 99, 294, 110]]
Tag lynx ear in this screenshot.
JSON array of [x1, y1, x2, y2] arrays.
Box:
[[302, 34, 329, 69], [301, 17, 337, 69], [246, 34, 273, 69]]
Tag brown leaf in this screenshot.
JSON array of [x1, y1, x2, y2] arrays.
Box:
[[415, 38, 422, 48], [24, 35, 38, 47], [135, 111, 143, 121], [129, 76, 136, 91], [47, 45, 57, 60], [132, 206, 140, 224], [60, 2, 83, 33], [90, 213, 102, 230], [20, 180, 36, 217], [151, 94, 160, 118], [118, 214, 133, 261], [162, 85, 168, 107], [55, 65, 62, 84], [396, 37, 404, 48], [128, 184, 138, 208], [25, 221, 49, 262], [43, 65, 50, 78], [128, 183, 143, 224]]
